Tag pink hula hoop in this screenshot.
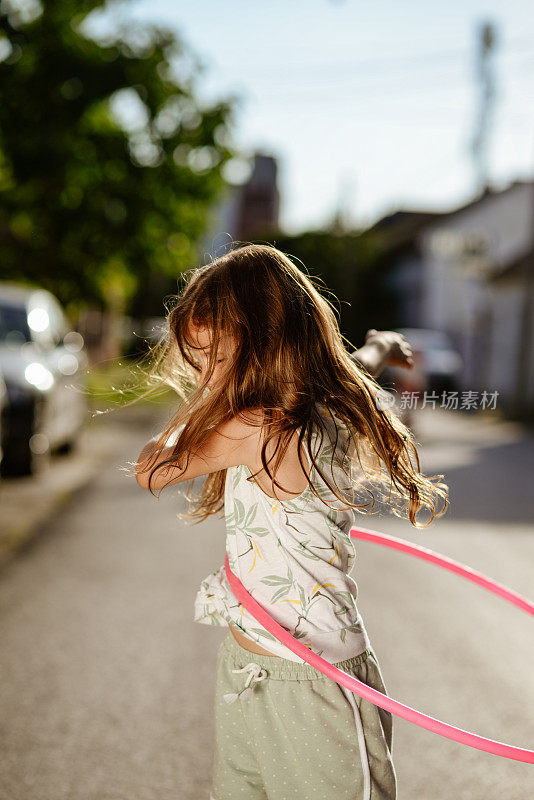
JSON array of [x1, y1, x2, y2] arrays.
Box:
[[224, 525, 534, 764]]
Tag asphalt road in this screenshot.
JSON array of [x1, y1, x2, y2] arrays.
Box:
[[0, 406, 533, 799]]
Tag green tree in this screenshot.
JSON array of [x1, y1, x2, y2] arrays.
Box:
[[0, 0, 238, 330]]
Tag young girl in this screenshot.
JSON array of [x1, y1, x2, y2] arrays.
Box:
[[134, 243, 448, 800]]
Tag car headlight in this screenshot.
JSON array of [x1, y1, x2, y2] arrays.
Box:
[[24, 362, 54, 391]]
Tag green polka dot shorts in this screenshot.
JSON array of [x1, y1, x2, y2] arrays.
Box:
[[210, 631, 397, 800]]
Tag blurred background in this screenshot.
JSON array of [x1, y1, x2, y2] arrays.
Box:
[[0, 2, 533, 799]]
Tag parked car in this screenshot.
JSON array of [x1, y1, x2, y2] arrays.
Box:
[[0, 364, 7, 476], [382, 327, 463, 396], [0, 282, 89, 476]]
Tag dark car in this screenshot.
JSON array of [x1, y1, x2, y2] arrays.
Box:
[[0, 282, 89, 476], [0, 365, 7, 474]]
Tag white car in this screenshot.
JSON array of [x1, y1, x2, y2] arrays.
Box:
[[0, 282, 89, 476]]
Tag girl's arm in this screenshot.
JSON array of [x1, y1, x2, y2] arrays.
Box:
[[349, 329, 413, 377], [135, 412, 261, 491]]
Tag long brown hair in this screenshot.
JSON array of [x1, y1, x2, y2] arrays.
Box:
[[131, 242, 448, 527]]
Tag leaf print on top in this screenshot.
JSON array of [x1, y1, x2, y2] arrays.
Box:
[[193, 407, 371, 663], [261, 566, 296, 603], [290, 539, 322, 561]]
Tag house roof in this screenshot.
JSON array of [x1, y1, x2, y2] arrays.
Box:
[[367, 177, 534, 263], [428, 178, 534, 226], [366, 209, 446, 253]]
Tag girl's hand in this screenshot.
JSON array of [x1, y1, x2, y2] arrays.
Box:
[[364, 329, 414, 369]]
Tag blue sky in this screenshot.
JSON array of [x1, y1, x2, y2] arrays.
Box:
[[87, 1, 534, 233]]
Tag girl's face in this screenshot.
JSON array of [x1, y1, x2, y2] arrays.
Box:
[[187, 323, 233, 389]]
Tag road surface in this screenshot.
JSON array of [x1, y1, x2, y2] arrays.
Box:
[[0, 406, 532, 799]]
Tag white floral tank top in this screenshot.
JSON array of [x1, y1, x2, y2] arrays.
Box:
[[193, 405, 371, 663]]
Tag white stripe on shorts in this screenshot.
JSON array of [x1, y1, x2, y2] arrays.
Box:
[[339, 685, 371, 800]]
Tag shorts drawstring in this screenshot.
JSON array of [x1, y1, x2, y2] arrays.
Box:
[[223, 662, 269, 704]]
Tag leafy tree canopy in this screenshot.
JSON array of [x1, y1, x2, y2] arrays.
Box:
[[0, 0, 238, 313]]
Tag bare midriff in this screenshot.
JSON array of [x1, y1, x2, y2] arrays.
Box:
[[228, 624, 281, 657]]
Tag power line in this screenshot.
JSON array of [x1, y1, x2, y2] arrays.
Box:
[[225, 34, 534, 79]]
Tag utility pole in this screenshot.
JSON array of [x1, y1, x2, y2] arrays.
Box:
[[469, 21, 498, 197], [514, 153, 534, 417]]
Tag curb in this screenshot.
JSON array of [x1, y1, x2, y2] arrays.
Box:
[[0, 403, 166, 571]]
